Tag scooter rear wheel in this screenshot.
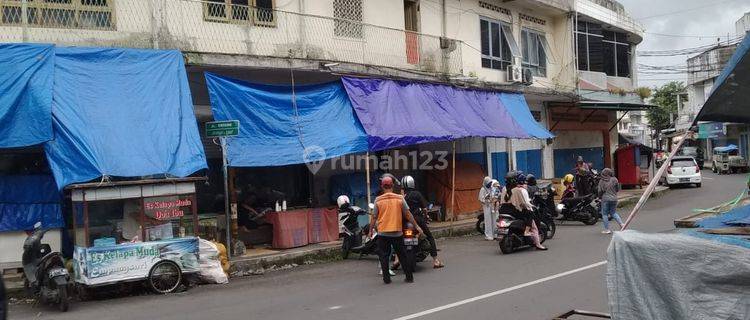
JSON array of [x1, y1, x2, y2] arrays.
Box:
[[499, 236, 515, 254], [57, 286, 69, 312]]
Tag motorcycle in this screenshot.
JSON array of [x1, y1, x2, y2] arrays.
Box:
[[556, 194, 600, 225], [402, 220, 432, 271], [22, 222, 70, 312], [339, 204, 378, 259], [496, 213, 549, 254], [529, 182, 557, 239]]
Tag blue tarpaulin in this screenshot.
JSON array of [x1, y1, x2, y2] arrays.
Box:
[[342, 77, 551, 151], [205, 73, 369, 167], [0, 175, 62, 232], [0, 44, 55, 148], [695, 203, 750, 229], [713, 144, 738, 152], [44, 47, 207, 189], [499, 93, 554, 139]]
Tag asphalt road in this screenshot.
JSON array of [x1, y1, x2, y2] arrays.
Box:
[[10, 171, 747, 320]]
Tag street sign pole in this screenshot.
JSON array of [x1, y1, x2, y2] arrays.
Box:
[[221, 136, 232, 257], [206, 120, 240, 257]]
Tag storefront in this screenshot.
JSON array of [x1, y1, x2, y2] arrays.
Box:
[[204, 73, 554, 254], [0, 44, 207, 269]]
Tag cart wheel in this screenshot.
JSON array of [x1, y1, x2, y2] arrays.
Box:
[[148, 260, 182, 294]]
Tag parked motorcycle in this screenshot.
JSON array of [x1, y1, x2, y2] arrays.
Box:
[[22, 222, 70, 312], [496, 214, 549, 254], [338, 204, 378, 259], [556, 194, 600, 225]]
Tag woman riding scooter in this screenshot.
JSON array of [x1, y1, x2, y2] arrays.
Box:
[[508, 173, 547, 251]]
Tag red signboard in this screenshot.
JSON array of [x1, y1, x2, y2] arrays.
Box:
[[143, 196, 192, 220]]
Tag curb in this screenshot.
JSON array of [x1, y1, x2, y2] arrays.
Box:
[[616, 187, 669, 209]]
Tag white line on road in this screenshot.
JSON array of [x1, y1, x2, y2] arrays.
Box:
[[702, 177, 714, 180], [392, 260, 608, 320]]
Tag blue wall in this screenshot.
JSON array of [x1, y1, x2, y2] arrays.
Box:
[[491, 152, 509, 181], [516, 149, 542, 178], [457, 152, 486, 168], [553, 147, 604, 178]]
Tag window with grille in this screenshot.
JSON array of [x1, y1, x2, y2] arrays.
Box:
[[333, 0, 363, 38], [0, 0, 115, 30], [521, 28, 550, 77], [204, 0, 275, 26], [479, 17, 519, 70]]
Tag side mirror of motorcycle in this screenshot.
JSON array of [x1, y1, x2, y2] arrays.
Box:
[[33, 222, 42, 230]]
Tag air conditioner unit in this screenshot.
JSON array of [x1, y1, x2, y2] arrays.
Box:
[[506, 65, 522, 83]]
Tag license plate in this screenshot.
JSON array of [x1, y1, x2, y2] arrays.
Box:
[[497, 228, 509, 235], [679, 178, 689, 182], [404, 238, 419, 246], [48, 268, 68, 278]]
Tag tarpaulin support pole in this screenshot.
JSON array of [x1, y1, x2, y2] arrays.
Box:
[[365, 151, 372, 210], [622, 130, 691, 230], [450, 140, 457, 222]]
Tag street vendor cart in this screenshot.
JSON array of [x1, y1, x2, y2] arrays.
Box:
[[67, 178, 205, 295]]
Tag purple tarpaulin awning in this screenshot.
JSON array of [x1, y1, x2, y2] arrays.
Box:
[[342, 77, 534, 150]]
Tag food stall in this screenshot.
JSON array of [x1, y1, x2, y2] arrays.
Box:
[[68, 178, 208, 293]]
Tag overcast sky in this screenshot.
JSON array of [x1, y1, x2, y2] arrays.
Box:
[[617, 0, 750, 88]]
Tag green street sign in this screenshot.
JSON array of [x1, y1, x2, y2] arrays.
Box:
[[206, 120, 239, 138]]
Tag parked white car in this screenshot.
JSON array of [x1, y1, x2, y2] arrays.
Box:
[[665, 156, 702, 188]]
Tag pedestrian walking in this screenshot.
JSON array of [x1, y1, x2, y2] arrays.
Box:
[[597, 168, 624, 234], [370, 175, 422, 284]]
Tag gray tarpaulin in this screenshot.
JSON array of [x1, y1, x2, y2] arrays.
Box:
[[607, 230, 750, 320]]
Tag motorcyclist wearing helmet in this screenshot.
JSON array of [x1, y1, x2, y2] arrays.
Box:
[[478, 176, 495, 240], [508, 172, 547, 250], [561, 174, 576, 199], [401, 175, 444, 269], [371, 174, 422, 284]]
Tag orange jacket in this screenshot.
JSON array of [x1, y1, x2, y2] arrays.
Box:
[[375, 192, 407, 233]]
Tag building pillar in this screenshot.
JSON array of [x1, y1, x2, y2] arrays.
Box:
[[602, 130, 612, 168]]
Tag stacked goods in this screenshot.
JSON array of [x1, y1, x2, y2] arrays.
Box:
[[198, 239, 229, 284], [214, 241, 230, 273]]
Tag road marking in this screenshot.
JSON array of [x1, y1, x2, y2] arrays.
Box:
[[329, 306, 343, 310], [702, 177, 714, 180], [392, 261, 608, 320]]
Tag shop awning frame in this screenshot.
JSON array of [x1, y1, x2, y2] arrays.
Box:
[[577, 101, 656, 111]]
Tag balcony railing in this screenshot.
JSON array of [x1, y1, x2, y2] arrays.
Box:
[[0, 0, 463, 75]]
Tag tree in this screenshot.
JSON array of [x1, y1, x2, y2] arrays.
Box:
[[646, 81, 686, 139]]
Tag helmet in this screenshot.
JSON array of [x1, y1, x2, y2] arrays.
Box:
[[380, 174, 395, 189], [401, 175, 416, 190], [516, 172, 527, 185], [563, 174, 574, 184], [336, 195, 350, 209], [483, 176, 492, 188], [504, 171, 517, 186], [526, 174, 537, 186]]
